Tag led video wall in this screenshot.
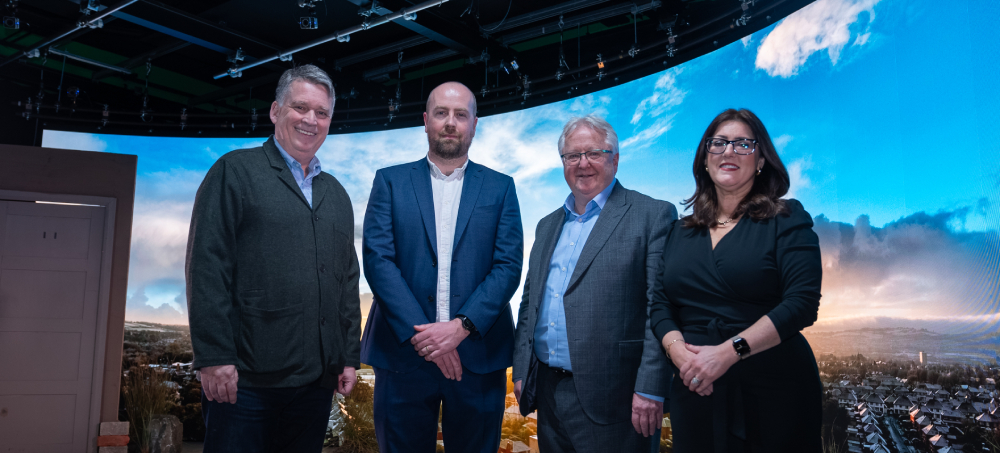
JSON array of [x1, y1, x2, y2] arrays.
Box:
[[45, 0, 1000, 364]]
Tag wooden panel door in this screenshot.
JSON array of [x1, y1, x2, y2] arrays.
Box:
[[0, 200, 108, 453]]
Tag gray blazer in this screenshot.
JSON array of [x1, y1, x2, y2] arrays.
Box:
[[513, 181, 676, 424]]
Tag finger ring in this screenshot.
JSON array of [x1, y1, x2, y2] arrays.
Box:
[[691, 377, 701, 386], [423, 346, 429, 354]]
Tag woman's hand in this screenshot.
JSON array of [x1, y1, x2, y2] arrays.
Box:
[[665, 342, 712, 396], [678, 343, 739, 396]]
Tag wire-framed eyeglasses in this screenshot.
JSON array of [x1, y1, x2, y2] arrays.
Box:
[[705, 138, 757, 155], [560, 149, 613, 164]]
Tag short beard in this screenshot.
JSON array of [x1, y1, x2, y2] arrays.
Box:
[[429, 136, 470, 160]]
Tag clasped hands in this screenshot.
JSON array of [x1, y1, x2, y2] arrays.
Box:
[[666, 339, 740, 397], [411, 319, 470, 381]]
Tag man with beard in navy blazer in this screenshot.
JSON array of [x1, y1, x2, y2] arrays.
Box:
[[360, 81, 523, 453]]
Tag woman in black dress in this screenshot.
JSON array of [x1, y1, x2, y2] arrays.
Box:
[[650, 108, 822, 452]]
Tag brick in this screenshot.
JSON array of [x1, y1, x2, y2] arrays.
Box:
[[97, 435, 129, 447], [100, 421, 130, 436], [99, 447, 128, 453]]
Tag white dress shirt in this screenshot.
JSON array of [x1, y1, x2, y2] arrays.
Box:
[[428, 156, 468, 322]]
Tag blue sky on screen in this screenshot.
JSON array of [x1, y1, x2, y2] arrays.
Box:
[[43, 0, 1000, 332]]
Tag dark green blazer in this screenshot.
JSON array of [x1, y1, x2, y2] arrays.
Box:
[[186, 137, 361, 389]]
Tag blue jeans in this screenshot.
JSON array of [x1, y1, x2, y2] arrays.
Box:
[[202, 382, 334, 453]]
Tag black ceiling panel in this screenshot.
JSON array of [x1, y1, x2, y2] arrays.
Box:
[[0, 0, 816, 142]]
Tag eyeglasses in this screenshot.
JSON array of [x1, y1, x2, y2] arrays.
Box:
[[560, 149, 612, 164], [706, 138, 757, 155]]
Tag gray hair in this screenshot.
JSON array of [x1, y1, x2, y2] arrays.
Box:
[[275, 64, 335, 109], [557, 115, 619, 155]]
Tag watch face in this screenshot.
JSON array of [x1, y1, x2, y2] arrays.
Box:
[[733, 337, 750, 355]]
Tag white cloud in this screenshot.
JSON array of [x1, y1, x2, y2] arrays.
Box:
[[755, 0, 880, 78], [773, 134, 794, 151], [620, 116, 674, 152], [741, 35, 752, 48], [630, 68, 686, 125], [785, 156, 813, 199], [41, 130, 108, 152]]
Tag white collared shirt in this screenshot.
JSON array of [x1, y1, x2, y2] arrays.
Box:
[[428, 156, 469, 322]]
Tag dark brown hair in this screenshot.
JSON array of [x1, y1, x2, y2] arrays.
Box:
[[682, 108, 790, 229]]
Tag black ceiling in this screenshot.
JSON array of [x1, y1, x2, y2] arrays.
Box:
[[0, 0, 814, 143]]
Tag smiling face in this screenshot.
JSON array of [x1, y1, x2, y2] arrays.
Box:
[[270, 79, 332, 164], [423, 82, 477, 160], [562, 125, 619, 205], [705, 120, 764, 197]]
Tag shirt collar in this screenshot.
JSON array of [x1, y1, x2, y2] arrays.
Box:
[[427, 155, 469, 181], [273, 135, 321, 177], [564, 178, 617, 218]]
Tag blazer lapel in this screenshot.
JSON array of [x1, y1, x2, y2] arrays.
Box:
[[451, 162, 483, 250], [566, 182, 630, 292], [531, 209, 566, 313], [310, 175, 328, 211], [263, 138, 311, 208], [410, 159, 438, 255]]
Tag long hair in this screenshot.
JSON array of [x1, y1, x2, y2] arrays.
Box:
[[682, 108, 790, 229]]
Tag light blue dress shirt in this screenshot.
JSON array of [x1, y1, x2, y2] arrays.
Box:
[[532, 179, 662, 402], [274, 138, 322, 207]]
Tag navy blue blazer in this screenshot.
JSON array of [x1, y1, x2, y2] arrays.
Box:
[[360, 157, 523, 374]]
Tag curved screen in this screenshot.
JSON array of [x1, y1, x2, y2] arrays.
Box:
[[44, 0, 1000, 365]]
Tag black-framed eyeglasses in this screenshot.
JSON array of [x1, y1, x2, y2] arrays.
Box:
[[706, 138, 757, 155], [560, 149, 613, 164]]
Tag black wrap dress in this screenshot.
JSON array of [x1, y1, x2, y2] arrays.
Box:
[[650, 199, 823, 453]]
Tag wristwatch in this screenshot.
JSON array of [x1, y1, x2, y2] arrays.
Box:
[[455, 315, 477, 334], [732, 336, 750, 360]]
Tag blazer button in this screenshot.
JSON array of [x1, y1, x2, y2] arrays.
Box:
[[314, 215, 320, 222], [427, 296, 433, 303], [321, 317, 327, 326], [320, 264, 326, 273]]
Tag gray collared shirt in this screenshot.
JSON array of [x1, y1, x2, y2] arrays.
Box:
[[274, 137, 322, 207]]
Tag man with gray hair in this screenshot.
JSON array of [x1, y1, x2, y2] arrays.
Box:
[[186, 64, 361, 452], [512, 115, 676, 452]]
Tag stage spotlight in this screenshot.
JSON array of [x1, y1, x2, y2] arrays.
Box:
[[510, 59, 519, 71], [2, 15, 17, 29], [300, 17, 318, 29]]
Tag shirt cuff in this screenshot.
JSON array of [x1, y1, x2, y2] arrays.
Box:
[[636, 392, 664, 403]]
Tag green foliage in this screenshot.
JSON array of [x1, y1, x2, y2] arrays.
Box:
[[172, 380, 205, 441], [120, 358, 177, 453], [340, 381, 379, 453]]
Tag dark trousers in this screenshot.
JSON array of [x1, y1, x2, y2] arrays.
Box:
[[201, 382, 334, 453], [373, 360, 506, 453], [536, 362, 651, 453]]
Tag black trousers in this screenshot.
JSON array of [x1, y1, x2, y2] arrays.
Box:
[[536, 362, 652, 453]]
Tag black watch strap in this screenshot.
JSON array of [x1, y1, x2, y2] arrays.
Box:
[[456, 315, 477, 333], [732, 336, 750, 359]]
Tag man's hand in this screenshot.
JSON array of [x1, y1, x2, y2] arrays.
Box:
[[411, 319, 470, 361], [514, 380, 522, 401], [431, 349, 463, 381], [679, 343, 738, 396], [200, 365, 239, 404], [337, 367, 357, 396], [631, 393, 664, 437]]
